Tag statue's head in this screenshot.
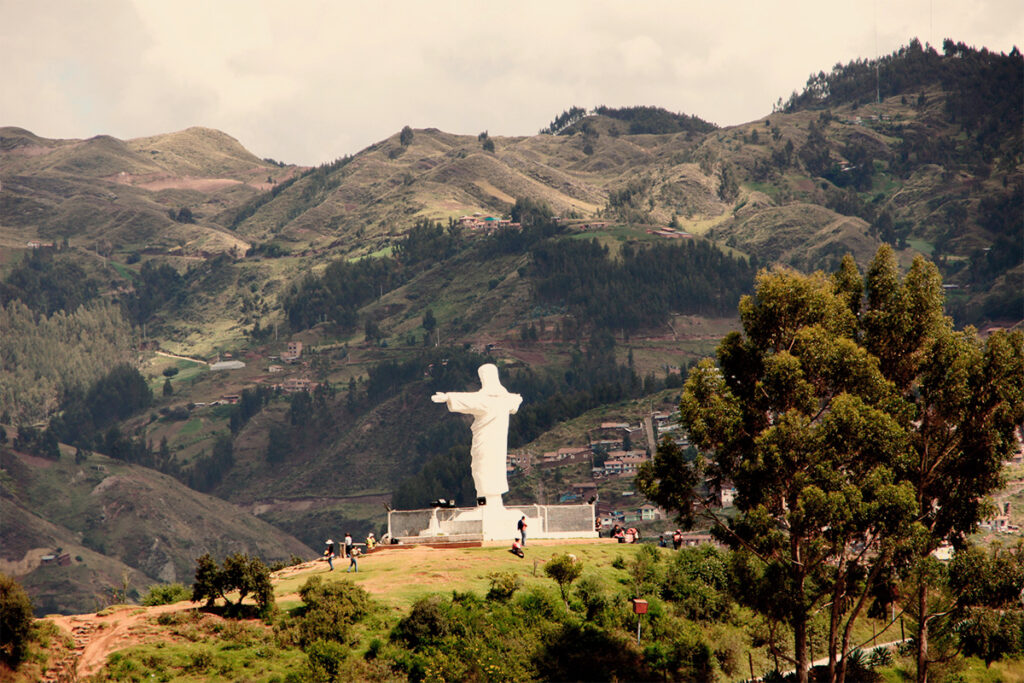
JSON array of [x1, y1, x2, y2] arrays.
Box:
[[478, 363, 502, 392]]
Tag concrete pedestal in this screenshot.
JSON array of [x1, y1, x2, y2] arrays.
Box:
[[389, 502, 598, 544]]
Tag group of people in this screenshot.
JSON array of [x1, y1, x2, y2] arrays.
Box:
[[655, 529, 687, 549], [610, 524, 640, 543], [323, 532, 379, 572]]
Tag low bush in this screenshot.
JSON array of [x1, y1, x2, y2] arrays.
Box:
[[306, 639, 347, 681], [485, 571, 521, 602], [142, 582, 191, 606], [544, 554, 583, 605], [293, 577, 373, 647]]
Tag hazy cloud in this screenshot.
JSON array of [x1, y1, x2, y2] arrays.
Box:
[[2, 0, 1020, 165]]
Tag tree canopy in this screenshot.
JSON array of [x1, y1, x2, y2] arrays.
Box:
[[638, 247, 1024, 683], [191, 552, 274, 617]]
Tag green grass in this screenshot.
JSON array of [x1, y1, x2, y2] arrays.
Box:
[[93, 541, 955, 682], [178, 418, 203, 436], [906, 238, 934, 256], [869, 169, 901, 195], [104, 612, 308, 682], [567, 224, 663, 253], [745, 181, 783, 203], [272, 542, 641, 612], [353, 245, 394, 260], [879, 655, 1024, 682], [109, 260, 138, 282]]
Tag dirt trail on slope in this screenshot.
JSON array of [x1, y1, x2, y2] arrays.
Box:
[[39, 561, 324, 681], [43, 600, 197, 681]]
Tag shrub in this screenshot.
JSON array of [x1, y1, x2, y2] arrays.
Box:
[[868, 646, 894, 667], [485, 571, 521, 602], [661, 545, 732, 620], [365, 637, 383, 660], [644, 619, 715, 683], [142, 582, 191, 606], [307, 639, 347, 680], [295, 577, 372, 646], [0, 574, 34, 667], [544, 554, 583, 605], [536, 622, 648, 682], [187, 647, 213, 673], [514, 586, 562, 621], [573, 574, 612, 625], [841, 648, 881, 682], [391, 595, 455, 649], [629, 544, 664, 596]]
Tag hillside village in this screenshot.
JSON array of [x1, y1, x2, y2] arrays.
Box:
[[150, 320, 1024, 543], [506, 411, 736, 533]]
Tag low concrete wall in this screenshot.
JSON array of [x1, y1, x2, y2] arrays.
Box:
[[389, 503, 598, 542]]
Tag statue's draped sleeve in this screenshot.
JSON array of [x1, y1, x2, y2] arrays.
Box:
[[444, 392, 487, 416]]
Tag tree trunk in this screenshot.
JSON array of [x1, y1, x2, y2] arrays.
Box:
[[917, 582, 929, 683], [827, 557, 846, 683], [792, 535, 810, 683], [839, 554, 887, 683], [828, 593, 841, 682], [795, 614, 809, 683]]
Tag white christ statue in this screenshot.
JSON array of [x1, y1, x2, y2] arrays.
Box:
[[432, 363, 522, 507]]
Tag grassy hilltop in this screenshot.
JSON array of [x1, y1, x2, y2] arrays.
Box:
[[9, 541, 1023, 682]]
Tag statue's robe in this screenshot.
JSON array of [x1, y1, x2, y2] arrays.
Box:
[[443, 389, 522, 498]]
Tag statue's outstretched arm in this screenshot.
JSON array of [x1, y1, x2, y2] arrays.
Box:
[[431, 392, 448, 403]]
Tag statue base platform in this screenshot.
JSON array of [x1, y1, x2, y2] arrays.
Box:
[[388, 502, 598, 544]]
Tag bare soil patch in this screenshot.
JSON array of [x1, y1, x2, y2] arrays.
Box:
[[44, 600, 197, 680]]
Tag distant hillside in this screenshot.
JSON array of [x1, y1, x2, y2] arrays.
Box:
[[0, 445, 314, 615], [0, 126, 292, 257], [3, 41, 1020, 355]]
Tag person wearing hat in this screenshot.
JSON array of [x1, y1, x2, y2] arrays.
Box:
[[366, 533, 376, 550], [347, 545, 361, 572], [324, 539, 335, 571]]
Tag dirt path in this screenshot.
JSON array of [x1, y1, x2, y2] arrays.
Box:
[[40, 561, 325, 681], [248, 493, 391, 515], [154, 350, 209, 366], [43, 600, 197, 681]]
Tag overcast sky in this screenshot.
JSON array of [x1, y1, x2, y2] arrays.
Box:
[[3, 1, 1020, 166]]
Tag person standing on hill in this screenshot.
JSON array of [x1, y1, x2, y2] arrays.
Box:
[[347, 546, 360, 572], [344, 533, 353, 558], [324, 539, 335, 571], [517, 516, 527, 546]]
